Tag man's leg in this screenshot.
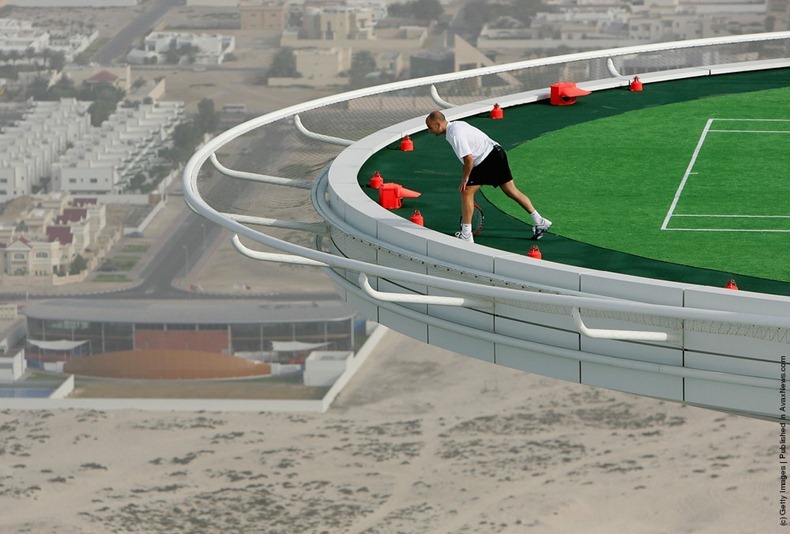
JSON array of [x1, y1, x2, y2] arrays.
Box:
[[499, 180, 535, 213], [500, 180, 552, 239], [456, 184, 481, 242], [460, 184, 482, 224]]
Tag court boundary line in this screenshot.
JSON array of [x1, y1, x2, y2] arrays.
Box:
[[662, 117, 790, 232]]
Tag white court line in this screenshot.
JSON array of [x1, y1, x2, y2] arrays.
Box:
[[709, 129, 790, 133], [662, 118, 790, 231], [706, 118, 790, 122], [661, 118, 713, 230], [665, 228, 790, 232], [673, 214, 790, 218]]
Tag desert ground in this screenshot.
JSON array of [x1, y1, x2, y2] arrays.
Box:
[[0, 332, 779, 533]]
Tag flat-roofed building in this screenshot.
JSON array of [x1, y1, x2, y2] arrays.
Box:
[[5, 0, 138, 6], [22, 299, 358, 369], [139, 31, 236, 65], [240, 0, 287, 31], [0, 98, 91, 202], [51, 101, 185, 194]]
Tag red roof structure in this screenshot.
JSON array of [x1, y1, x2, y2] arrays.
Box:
[[86, 70, 120, 85], [46, 226, 73, 245], [56, 207, 87, 224]]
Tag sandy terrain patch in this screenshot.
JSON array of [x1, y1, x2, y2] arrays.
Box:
[[0, 330, 778, 533]]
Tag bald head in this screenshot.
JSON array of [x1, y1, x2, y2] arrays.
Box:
[[425, 110, 447, 136]]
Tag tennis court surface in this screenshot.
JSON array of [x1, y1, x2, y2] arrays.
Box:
[[359, 68, 790, 296]]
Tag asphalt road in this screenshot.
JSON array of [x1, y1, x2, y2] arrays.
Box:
[[92, 0, 183, 65], [129, 208, 220, 298]]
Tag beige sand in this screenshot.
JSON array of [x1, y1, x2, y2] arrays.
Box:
[[0, 332, 778, 533]]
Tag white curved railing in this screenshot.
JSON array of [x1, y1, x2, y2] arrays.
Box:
[[184, 33, 790, 422]]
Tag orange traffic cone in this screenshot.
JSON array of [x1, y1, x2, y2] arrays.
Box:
[[490, 103, 503, 119], [396, 184, 420, 199], [368, 170, 383, 189], [378, 183, 421, 209], [410, 209, 424, 226], [630, 76, 643, 92], [527, 245, 542, 259], [399, 135, 414, 151], [725, 279, 738, 290]]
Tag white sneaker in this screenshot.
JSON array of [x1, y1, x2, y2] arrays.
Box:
[[455, 231, 474, 243], [531, 219, 552, 240]]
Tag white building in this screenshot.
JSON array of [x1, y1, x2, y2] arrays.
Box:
[[5, 0, 138, 6], [0, 18, 50, 54], [0, 99, 92, 202], [0, 350, 27, 381], [133, 32, 236, 66], [303, 350, 354, 386], [0, 18, 98, 62], [51, 101, 185, 194], [478, 0, 774, 53], [47, 29, 99, 63], [187, 0, 237, 5]]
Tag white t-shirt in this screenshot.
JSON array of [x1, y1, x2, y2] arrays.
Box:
[[445, 121, 496, 167]]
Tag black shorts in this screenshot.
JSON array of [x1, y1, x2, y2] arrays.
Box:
[[468, 146, 513, 188]]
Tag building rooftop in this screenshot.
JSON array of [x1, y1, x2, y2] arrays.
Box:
[[22, 299, 358, 324]]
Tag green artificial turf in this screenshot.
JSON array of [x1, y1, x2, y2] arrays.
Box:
[[488, 87, 790, 284], [358, 68, 790, 295]]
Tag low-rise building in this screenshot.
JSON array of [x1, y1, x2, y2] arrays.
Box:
[[280, 5, 430, 52], [0, 98, 92, 202], [239, 0, 287, 31], [51, 101, 185, 194], [0, 17, 98, 62], [131, 31, 236, 66], [477, 0, 774, 53], [0, 192, 106, 277], [0, 350, 27, 381], [5, 0, 137, 6], [303, 350, 354, 386], [22, 299, 358, 373], [0, 18, 50, 54], [268, 47, 352, 87]]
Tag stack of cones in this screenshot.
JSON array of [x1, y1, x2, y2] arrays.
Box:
[[378, 182, 421, 209], [368, 171, 384, 188]]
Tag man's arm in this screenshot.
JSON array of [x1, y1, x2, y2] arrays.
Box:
[[459, 154, 474, 192]]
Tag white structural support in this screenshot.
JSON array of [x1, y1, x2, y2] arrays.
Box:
[[430, 84, 456, 109], [358, 273, 491, 309], [571, 307, 676, 343], [293, 114, 354, 146], [231, 235, 328, 267], [184, 32, 790, 423], [606, 58, 622, 78], [224, 213, 327, 234], [210, 153, 313, 189]]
